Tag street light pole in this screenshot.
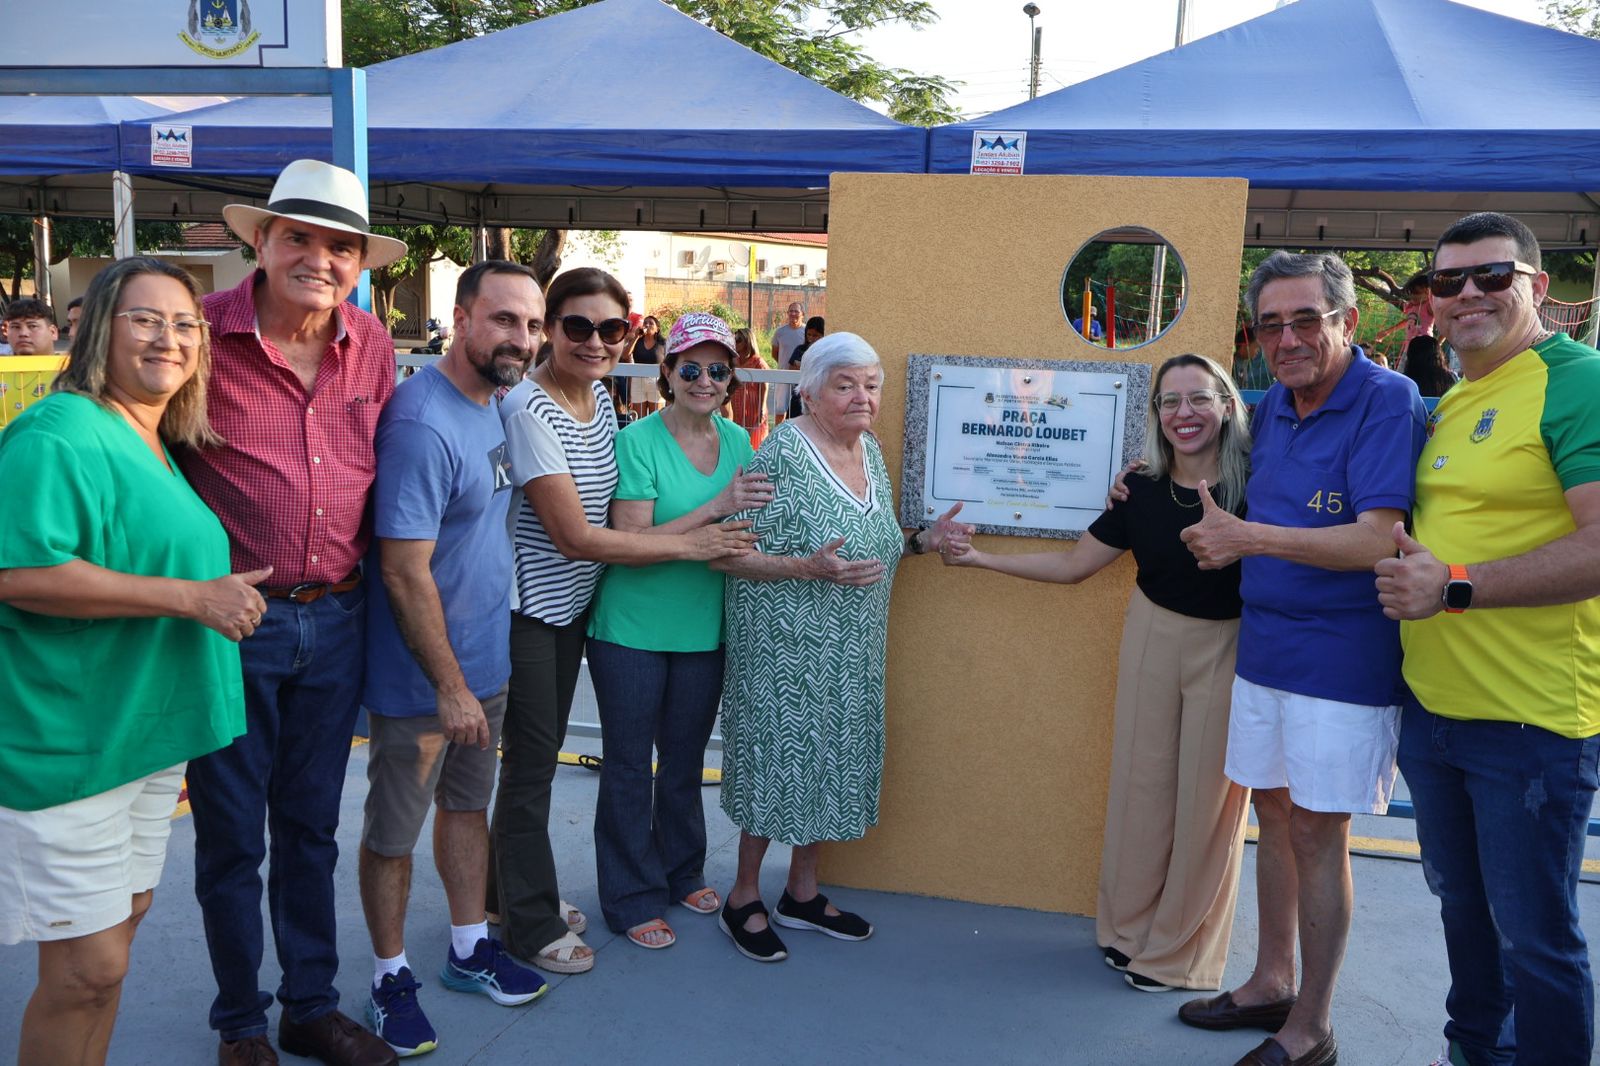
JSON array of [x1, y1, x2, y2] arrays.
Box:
[[1024, 4, 1042, 100]]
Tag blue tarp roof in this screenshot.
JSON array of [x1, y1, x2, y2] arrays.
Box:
[[117, 0, 925, 186], [0, 96, 204, 175], [931, 0, 1600, 191]]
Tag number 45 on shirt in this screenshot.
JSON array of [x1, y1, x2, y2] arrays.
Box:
[[1306, 490, 1345, 514]]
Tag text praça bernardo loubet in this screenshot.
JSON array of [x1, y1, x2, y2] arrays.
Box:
[[960, 408, 1088, 441]]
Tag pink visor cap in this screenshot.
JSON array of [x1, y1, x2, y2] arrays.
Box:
[[666, 312, 738, 359]]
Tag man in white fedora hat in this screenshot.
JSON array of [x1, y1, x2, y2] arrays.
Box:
[[178, 158, 407, 1066]]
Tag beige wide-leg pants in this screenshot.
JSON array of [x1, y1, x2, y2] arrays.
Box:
[[1095, 587, 1249, 990]]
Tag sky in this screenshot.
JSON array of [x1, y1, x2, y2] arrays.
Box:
[[855, 0, 1551, 118]]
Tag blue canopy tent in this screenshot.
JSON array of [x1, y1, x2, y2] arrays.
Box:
[[94, 0, 925, 232], [931, 0, 1600, 251], [0, 96, 188, 177], [0, 95, 234, 180]]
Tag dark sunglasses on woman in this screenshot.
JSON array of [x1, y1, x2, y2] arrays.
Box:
[[673, 362, 732, 383], [558, 314, 630, 344], [1426, 260, 1537, 298]]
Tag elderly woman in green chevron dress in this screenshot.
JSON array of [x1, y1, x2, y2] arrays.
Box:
[[710, 332, 967, 963]]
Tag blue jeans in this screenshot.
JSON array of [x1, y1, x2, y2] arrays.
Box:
[[1398, 699, 1599, 1066], [586, 638, 723, 932], [186, 585, 366, 1041]]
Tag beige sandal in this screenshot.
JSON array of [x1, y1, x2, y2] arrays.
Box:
[[533, 930, 594, 974], [560, 899, 588, 935], [679, 887, 721, 914]]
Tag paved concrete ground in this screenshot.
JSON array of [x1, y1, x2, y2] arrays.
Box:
[[4, 689, 1597, 1065]]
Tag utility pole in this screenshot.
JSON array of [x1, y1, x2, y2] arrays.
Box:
[[1024, 4, 1042, 100]]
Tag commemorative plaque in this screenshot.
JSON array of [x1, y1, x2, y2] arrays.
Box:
[[901, 355, 1150, 539]]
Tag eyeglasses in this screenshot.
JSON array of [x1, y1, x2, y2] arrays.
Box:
[[557, 314, 629, 344], [115, 310, 207, 347], [1426, 260, 1538, 298], [1251, 307, 1344, 344], [674, 362, 732, 383], [1154, 389, 1223, 413]]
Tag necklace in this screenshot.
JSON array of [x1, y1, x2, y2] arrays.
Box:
[[1164, 476, 1203, 505], [543, 366, 584, 418]]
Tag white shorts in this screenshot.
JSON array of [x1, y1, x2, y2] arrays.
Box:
[[1224, 677, 1400, 815], [0, 764, 185, 944]]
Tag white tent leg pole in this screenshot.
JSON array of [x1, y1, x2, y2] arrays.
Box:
[[31, 216, 51, 306], [1587, 250, 1600, 348], [113, 170, 136, 260]]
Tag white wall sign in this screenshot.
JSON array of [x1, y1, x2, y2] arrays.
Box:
[[0, 0, 341, 67], [150, 123, 193, 168], [970, 130, 1026, 175], [901, 356, 1150, 539]]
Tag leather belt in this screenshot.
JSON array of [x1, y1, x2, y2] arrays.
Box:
[[263, 573, 362, 604]]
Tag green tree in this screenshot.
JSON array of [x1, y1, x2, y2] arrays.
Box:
[[1543, 4, 1600, 290], [0, 217, 185, 304], [1544, 1, 1600, 37]]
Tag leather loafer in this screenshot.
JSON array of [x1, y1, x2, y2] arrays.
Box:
[[1178, 990, 1297, 1032], [219, 1036, 279, 1065], [1234, 1033, 1337, 1066], [278, 1009, 398, 1066]]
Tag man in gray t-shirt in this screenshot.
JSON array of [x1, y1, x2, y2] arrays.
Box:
[[768, 301, 806, 419]]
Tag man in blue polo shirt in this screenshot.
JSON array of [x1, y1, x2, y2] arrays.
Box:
[[357, 261, 550, 1057], [1175, 252, 1427, 1066]]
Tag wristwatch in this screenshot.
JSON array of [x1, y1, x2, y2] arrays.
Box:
[[1442, 563, 1472, 613], [908, 526, 929, 555]]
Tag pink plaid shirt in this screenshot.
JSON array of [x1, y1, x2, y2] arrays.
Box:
[[179, 273, 395, 586]]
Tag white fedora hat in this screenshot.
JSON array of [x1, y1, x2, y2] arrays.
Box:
[[222, 159, 408, 270]]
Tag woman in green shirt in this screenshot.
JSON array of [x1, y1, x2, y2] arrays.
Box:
[[0, 258, 260, 1066], [586, 312, 774, 951]]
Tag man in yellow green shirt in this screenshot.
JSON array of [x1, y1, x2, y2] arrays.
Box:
[[1376, 211, 1600, 1066]]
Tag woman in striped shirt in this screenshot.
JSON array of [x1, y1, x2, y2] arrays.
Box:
[[492, 269, 756, 976]]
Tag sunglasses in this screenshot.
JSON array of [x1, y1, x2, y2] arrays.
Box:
[[557, 314, 630, 344], [674, 362, 732, 383], [1426, 261, 1537, 298], [1251, 307, 1342, 345]]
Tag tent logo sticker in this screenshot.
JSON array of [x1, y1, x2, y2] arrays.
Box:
[[181, 0, 261, 59], [151, 125, 194, 169], [970, 130, 1026, 175]]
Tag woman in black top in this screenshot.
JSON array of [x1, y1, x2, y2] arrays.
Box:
[[785, 316, 825, 418], [627, 316, 666, 418], [943, 353, 1252, 994]]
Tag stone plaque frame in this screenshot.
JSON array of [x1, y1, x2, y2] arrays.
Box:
[[901, 355, 1150, 538]]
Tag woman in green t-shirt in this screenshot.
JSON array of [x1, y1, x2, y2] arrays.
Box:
[[0, 258, 260, 1066], [586, 312, 775, 951]]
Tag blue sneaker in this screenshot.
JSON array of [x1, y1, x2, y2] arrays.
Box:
[[440, 936, 549, 1006], [367, 967, 438, 1057]]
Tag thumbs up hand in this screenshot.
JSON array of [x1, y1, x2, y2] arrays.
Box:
[[1179, 479, 1254, 570], [1375, 520, 1449, 620]]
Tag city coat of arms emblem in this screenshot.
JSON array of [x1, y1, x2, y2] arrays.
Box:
[[181, 0, 260, 59]]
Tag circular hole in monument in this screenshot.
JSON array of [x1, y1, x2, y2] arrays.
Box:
[[1060, 227, 1188, 349]]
